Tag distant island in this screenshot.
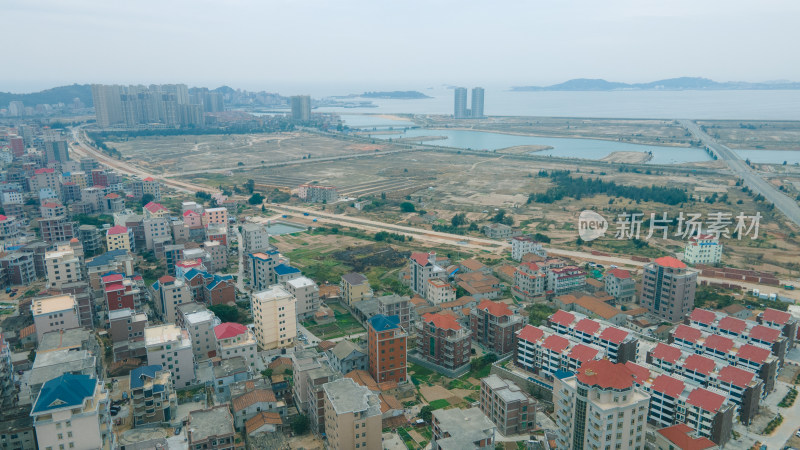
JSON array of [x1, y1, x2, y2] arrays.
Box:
[[359, 91, 432, 99], [511, 77, 800, 91]]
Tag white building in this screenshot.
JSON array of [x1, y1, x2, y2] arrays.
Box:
[[45, 245, 83, 289], [511, 236, 546, 261], [32, 294, 81, 342], [554, 359, 650, 450], [152, 275, 192, 324], [241, 223, 270, 254], [252, 285, 297, 350], [426, 278, 456, 305], [144, 324, 196, 388], [284, 276, 320, 319], [215, 322, 259, 366], [684, 234, 723, 265], [178, 303, 221, 362]]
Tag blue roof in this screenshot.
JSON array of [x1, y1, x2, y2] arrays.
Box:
[[368, 314, 400, 332], [130, 365, 163, 389], [274, 264, 300, 276], [206, 274, 234, 290], [553, 370, 574, 380], [32, 374, 96, 414], [86, 249, 129, 268], [183, 268, 208, 281]]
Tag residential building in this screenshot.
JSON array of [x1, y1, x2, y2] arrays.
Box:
[[292, 348, 329, 414], [654, 423, 718, 450], [547, 310, 639, 364], [688, 308, 790, 364], [453, 87, 468, 119], [38, 216, 76, 243], [32, 294, 80, 343], [130, 365, 177, 427], [252, 285, 297, 350], [78, 225, 102, 256], [28, 349, 98, 403], [0, 252, 37, 286], [285, 276, 320, 319], [30, 374, 112, 450], [470, 300, 524, 355], [109, 308, 148, 361], [431, 407, 495, 450], [513, 261, 546, 301], [215, 322, 258, 366], [367, 314, 407, 383], [249, 251, 279, 291], [106, 225, 133, 251], [757, 307, 799, 350], [0, 406, 36, 450], [291, 95, 311, 121], [511, 235, 546, 261], [152, 275, 192, 323], [306, 365, 338, 435], [456, 271, 502, 301], [212, 357, 252, 400], [327, 340, 368, 375], [297, 184, 337, 203], [323, 378, 382, 450], [144, 324, 195, 388], [274, 263, 301, 284], [341, 272, 373, 307], [426, 278, 456, 305], [377, 294, 411, 333], [245, 412, 284, 437], [409, 251, 447, 296], [186, 406, 237, 450], [514, 324, 604, 380], [143, 217, 171, 251], [177, 303, 220, 361], [479, 374, 536, 435], [231, 387, 285, 430], [241, 223, 270, 255], [554, 359, 650, 450], [641, 256, 697, 322], [547, 265, 587, 296], [471, 87, 485, 118], [0, 215, 20, 244], [130, 177, 161, 201], [45, 245, 83, 289], [684, 234, 723, 265], [0, 333, 15, 408], [414, 312, 472, 376], [483, 223, 515, 239], [554, 293, 630, 326], [604, 268, 636, 303]]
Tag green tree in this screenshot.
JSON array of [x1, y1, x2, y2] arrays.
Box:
[[245, 179, 255, 194], [291, 414, 310, 435], [419, 405, 432, 423], [261, 368, 273, 378], [248, 193, 264, 205], [140, 193, 155, 206], [451, 213, 467, 227], [400, 202, 415, 212], [208, 304, 241, 323]]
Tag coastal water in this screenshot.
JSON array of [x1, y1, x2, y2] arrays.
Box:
[[321, 87, 800, 121], [366, 128, 711, 165]]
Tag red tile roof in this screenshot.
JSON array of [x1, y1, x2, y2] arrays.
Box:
[[34, 168, 55, 174], [410, 252, 431, 266], [655, 256, 687, 269], [683, 354, 716, 375], [422, 312, 461, 331], [104, 283, 124, 292], [549, 310, 575, 327], [717, 316, 747, 334], [703, 334, 734, 354], [651, 374, 685, 398], [476, 299, 513, 317], [105, 193, 119, 199], [717, 365, 755, 388], [624, 362, 650, 385], [102, 273, 124, 283], [143, 177, 155, 182], [761, 308, 791, 325], [750, 325, 781, 343], [656, 423, 717, 450], [598, 327, 628, 344], [183, 210, 199, 217], [144, 202, 167, 213], [576, 360, 635, 390], [517, 325, 544, 343], [541, 335, 570, 353], [215, 322, 248, 340], [520, 261, 540, 271], [673, 324, 702, 343], [574, 318, 601, 335], [107, 225, 128, 235], [686, 387, 726, 412], [737, 344, 771, 364], [689, 308, 716, 325], [567, 344, 599, 363], [158, 275, 176, 283], [606, 268, 631, 279], [650, 343, 683, 364]]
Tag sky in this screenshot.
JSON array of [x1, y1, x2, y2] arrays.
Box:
[[3, 0, 799, 95]]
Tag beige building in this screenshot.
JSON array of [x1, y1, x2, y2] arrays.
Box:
[[323, 377, 382, 450], [153, 275, 193, 324], [106, 225, 133, 251], [145, 324, 196, 388], [31, 373, 113, 450], [641, 256, 697, 322], [554, 359, 650, 450], [431, 407, 496, 449], [479, 374, 537, 435], [252, 285, 297, 350], [202, 207, 228, 226], [45, 245, 83, 289], [341, 272, 373, 306], [32, 294, 80, 342], [285, 276, 320, 319], [214, 322, 258, 366], [426, 278, 456, 305]]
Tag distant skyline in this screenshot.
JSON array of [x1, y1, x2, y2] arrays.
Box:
[[3, 0, 799, 95]]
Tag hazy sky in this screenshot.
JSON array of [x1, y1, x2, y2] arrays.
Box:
[[4, 0, 799, 95]]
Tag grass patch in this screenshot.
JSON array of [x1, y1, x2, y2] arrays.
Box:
[[428, 399, 450, 410]]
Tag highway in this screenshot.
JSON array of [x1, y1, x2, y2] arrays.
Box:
[[681, 120, 800, 228]]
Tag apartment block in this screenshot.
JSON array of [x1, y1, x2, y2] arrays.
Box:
[[323, 378, 382, 450], [252, 285, 297, 350], [152, 275, 192, 324], [514, 324, 605, 380], [604, 268, 636, 303], [409, 252, 447, 296], [431, 407, 496, 450], [548, 310, 640, 364], [511, 235, 546, 261], [757, 307, 798, 349], [32, 294, 80, 342], [215, 322, 258, 366], [108, 308, 148, 361], [44, 245, 83, 289], [688, 308, 789, 364], [415, 312, 471, 376], [479, 374, 537, 435], [327, 340, 368, 375], [513, 261, 546, 301], [298, 184, 337, 203], [641, 256, 697, 322], [106, 225, 134, 251], [547, 265, 587, 296], [177, 303, 220, 361], [684, 234, 723, 265], [378, 294, 411, 333], [241, 223, 270, 255], [144, 324, 195, 388], [38, 216, 76, 244], [130, 365, 177, 427], [470, 300, 524, 356], [426, 278, 456, 305], [367, 314, 407, 383], [341, 272, 373, 307], [284, 276, 320, 319], [249, 251, 279, 291]]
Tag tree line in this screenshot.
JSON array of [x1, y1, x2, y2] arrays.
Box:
[[528, 170, 688, 205]]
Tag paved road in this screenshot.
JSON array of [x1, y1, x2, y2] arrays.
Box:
[[681, 119, 800, 228], [732, 379, 800, 449]]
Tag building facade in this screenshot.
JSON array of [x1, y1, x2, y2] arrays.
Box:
[[252, 285, 297, 350], [641, 256, 697, 322], [367, 314, 407, 383]]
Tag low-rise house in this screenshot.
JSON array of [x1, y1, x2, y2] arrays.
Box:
[[426, 278, 456, 305], [327, 340, 368, 375], [245, 412, 285, 437], [456, 272, 501, 301], [231, 386, 286, 429], [212, 356, 253, 401], [187, 406, 237, 450], [604, 268, 636, 303], [215, 322, 258, 366], [341, 272, 373, 307], [460, 258, 490, 275], [654, 423, 719, 450], [554, 293, 629, 326], [431, 407, 496, 450], [483, 223, 518, 239]]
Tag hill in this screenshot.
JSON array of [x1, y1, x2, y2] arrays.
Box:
[[0, 84, 93, 107], [511, 77, 800, 91]]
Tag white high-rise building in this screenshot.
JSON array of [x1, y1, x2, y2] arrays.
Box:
[[554, 359, 650, 450], [684, 234, 723, 265]]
